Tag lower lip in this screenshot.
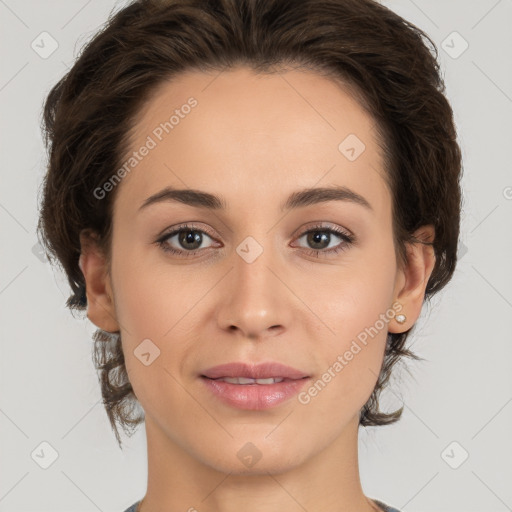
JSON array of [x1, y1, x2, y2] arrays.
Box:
[[201, 376, 310, 410]]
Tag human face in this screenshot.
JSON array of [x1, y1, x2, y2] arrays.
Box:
[[105, 66, 403, 473]]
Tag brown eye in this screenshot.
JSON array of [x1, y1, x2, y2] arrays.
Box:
[[176, 229, 204, 250], [156, 224, 218, 256], [293, 224, 355, 258]]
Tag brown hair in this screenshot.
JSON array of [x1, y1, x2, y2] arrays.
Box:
[[37, 0, 463, 447]]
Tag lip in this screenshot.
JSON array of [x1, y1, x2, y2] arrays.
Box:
[[201, 377, 309, 410], [201, 362, 309, 380], [200, 362, 310, 410]]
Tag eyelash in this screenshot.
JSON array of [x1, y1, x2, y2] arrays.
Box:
[[155, 222, 355, 259]]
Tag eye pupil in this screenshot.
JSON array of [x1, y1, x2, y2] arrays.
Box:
[[308, 231, 329, 249], [179, 230, 202, 249]]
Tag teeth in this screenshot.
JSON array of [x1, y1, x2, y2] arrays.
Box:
[[217, 377, 285, 385]]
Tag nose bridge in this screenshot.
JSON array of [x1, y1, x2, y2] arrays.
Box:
[[235, 234, 274, 295], [216, 231, 290, 337]]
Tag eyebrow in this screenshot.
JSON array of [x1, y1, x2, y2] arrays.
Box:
[[138, 184, 373, 213]]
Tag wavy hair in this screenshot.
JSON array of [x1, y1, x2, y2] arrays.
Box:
[[37, 0, 463, 447]]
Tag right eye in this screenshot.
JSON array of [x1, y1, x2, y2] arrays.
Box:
[[155, 223, 219, 257]]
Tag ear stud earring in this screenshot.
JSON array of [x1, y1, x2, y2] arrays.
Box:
[[395, 314, 406, 324]]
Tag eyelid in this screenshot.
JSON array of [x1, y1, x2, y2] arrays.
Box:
[[158, 222, 218, 240], [292, 221, 353, 239]]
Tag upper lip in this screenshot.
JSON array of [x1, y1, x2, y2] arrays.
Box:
[[201, 362, 309, 380]]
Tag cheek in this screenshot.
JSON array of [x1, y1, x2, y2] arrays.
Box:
[[110, 242, 210, 385], [304, 243, 397, 343], [111, 252, 195, 415], [298, 244, 396, 404], [110, 238, 192, 339], [297, 289, 390, 426]]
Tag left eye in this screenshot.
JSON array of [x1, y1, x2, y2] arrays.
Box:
[[296, 229, 345, 251]]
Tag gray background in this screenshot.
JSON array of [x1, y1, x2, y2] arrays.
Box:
[[1, 0, 511, 511]]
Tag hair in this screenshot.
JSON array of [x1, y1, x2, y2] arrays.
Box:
[[37, 0, 463, 448]]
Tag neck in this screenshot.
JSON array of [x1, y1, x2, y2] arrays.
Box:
[[137, 414, 382, 512]]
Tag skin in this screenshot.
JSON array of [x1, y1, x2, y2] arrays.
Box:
[[79, 66, 435, 512]]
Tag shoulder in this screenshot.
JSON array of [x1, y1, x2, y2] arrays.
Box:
[[372, 498, 403, 512], [122, 501, 140, 512]]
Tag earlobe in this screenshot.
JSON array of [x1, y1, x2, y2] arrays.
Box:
[[389, 225, 436, 333], [78, 230, 119, 333]]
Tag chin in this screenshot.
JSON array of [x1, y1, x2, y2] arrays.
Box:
[[196, 438, 309, 476]]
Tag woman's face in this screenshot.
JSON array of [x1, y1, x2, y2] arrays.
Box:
[[93, 66, 418, 473]]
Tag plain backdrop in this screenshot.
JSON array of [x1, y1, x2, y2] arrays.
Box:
[[1, 1, 511, 511]]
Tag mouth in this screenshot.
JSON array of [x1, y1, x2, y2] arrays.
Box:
[[200, 361, 309, 381], [202, 376, 307, 385], [200, 373, 310, 410]]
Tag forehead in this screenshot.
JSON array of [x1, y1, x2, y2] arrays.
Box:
[[116, 66, 390, 217]]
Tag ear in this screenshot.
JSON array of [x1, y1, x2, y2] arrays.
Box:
[[388, 225, 436, 333], [78, 229, 119, 333]]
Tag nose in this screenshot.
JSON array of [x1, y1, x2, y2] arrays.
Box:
[[215, 239, 293, 340]]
